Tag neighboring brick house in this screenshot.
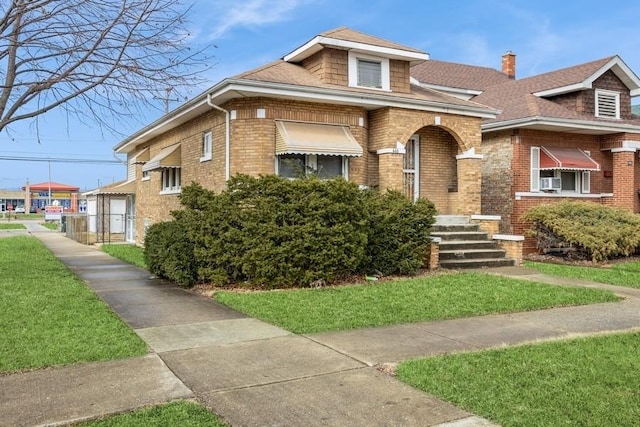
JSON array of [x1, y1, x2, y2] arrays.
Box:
[[113, 27, 497, 244], [412, 53, 640, 252]]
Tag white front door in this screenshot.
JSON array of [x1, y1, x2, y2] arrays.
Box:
[[109, 199, 126, 234], [403, 135, 420, 201]]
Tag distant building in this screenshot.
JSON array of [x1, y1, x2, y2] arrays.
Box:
[[25, 181, 82, 212], [0, 180, 83, 213]]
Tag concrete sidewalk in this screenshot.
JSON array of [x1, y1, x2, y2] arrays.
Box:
[[2, 228, 640, 426]]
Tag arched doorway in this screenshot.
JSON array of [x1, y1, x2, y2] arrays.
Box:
[[403, 126, 460, 212]]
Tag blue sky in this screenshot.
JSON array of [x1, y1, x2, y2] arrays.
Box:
[[1, 0, 639, 191]]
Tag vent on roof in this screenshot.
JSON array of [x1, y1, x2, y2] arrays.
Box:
[[595, 89, 620, 119]]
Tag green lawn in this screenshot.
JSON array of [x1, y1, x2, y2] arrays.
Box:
[[397, 332, 640, 427], [215, 272, 619, 334], [0, 223, 25, 229], [75, 401, 226, 427], [101, 244, 147, 269], [41, 221, 59, 230], [0, 236, 147, 372], [525, 261, 640, 288]]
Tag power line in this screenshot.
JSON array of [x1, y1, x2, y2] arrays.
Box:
[[0, 155, 122, 164]]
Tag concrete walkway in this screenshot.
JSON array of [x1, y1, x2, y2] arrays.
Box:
[[2, 225, 640, 426]]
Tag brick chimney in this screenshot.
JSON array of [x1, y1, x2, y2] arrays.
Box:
[[502, 51, 516, 79]]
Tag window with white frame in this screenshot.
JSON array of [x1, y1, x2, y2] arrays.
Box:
[[200, 131, 212, 162], [595, 89, 620, 119], [160, 168, 181, 193], [530, 147, 592, 194], [277, 154, 348, 179], [142, 170, 150, 181], [348, 51, 390, 91]]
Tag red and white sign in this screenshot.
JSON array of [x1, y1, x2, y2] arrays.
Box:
[[45, 205, 63, 221]]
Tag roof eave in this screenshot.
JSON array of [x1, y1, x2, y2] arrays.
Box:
[[283, 35, 429, 64], [533, 56, 640, 98], [482, 116, 640, 134], [115, 78, 498, 153], [213, 79, 498, 118]]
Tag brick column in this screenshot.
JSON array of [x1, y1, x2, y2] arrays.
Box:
[[455, 149, 483, 215], [611, 148, 635, 211], [377, 148, 405, 193]]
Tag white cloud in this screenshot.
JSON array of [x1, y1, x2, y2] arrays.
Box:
[[208, 0, 308, 39]]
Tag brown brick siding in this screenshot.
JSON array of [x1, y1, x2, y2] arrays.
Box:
[[390, 60, 410, 93], [367, 107, 482, 214], [496, 128, 640, 253], [302, 48, 349, 86], [481, 130, 514, 232]]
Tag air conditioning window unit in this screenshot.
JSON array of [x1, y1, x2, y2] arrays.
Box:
[[540, 177, 561, 190]]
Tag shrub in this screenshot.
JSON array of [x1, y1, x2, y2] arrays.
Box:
[[363, 190, 436, 275], [522, 201, 640, 261], [144, 176, 436, 288], [144, 220, 200, 286]]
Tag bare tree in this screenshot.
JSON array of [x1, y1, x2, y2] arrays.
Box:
[[0, 0, 213, 134]]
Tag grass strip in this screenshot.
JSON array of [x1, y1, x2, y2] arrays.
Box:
[[40, 222, 59, 230], [397, 332, 640, 427], [0, 236, 147, 372], [0, 223, 25, 229], [525, 261, 640, 288], [101, 244, 147, 269], [215, 272, 619, 334], [75, 401, 226, 426]]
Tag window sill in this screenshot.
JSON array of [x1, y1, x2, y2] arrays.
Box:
[[160, 189, 182, 195], [348, 84, 391, 92], [516, 192, 613, 200], [141, 177, 150, 182], [200, 155, 212, 163]]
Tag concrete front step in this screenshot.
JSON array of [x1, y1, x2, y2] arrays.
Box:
[[431, 231, 489, 241], [432, 224, 481, 233], [439, 249, 507, 261], [434, 215, 469, 225], [439, 241, 501, 251], [439, 258, 516, 269]]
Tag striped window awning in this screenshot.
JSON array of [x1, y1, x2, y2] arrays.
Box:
[[131, 147, 150, 164], [540, 147, 600, 171], [275, 121, 363, 157], [142, 144, 181, 172]]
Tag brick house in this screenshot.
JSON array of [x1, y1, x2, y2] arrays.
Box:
[[412, 53, 640, 252], [113, 28, 496, 244]]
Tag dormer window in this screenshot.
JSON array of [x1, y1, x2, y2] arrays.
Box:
[[595, 89, 620, 119], [348, 51, 390, 91]]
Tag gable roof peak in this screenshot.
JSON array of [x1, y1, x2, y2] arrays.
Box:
[[284, 26, 428, 65]]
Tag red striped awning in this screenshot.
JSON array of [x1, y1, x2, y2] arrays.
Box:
[[540, 147, 600, 171]]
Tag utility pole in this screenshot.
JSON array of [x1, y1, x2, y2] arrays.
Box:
[[154, 87, 180, 114]]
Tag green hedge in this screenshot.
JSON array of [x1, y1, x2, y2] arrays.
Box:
[[145, 175, 436, 288], [522, 200, 640, 261]]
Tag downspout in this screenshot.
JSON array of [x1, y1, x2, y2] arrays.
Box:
[[206, 94, 230, 181]]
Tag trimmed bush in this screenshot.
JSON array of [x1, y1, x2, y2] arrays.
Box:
[[145, 175, 436, 288], [143, 220, 200, 286], [522, 201, 640, 261], [363, 190, 436, 275]]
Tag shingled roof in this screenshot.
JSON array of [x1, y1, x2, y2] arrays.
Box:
[[318, 27, 426, 55], [232, 59, 493, 111], [411, 60, 509, 91], [474, 56, 640, 125]]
